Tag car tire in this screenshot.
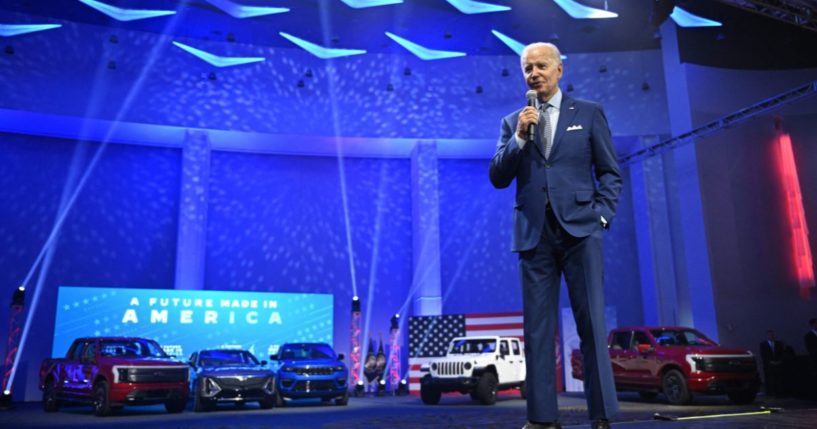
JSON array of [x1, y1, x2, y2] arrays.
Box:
[[519, 380, 527, 399], [42, 378, 60, 412], [662, 369, 691, 405], [475, 372, 498, 405], [335, 392, 349, 406], [193, 381, 214, 412], [727, 389, 757, 404], [638, 391, 659, 402], [93, 381, 112, 417], [420, 384, 441, 405], [259, 394, 275, 409], [275, 390, 285, 407], [165, 398, 186, 413]]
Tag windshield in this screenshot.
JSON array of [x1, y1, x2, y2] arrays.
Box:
[[650, 329, 717, 347], [279, 344, 336, 360], [448, 338, 497, 354], [100, 339, 168, 358], [199, 350, 259, 367]]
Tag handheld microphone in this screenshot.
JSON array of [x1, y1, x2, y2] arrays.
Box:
[[526, 90, 537, 144]]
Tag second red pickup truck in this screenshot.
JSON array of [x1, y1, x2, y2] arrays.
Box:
[[40, 336, 189, 416], [571, 326, 759, 405]]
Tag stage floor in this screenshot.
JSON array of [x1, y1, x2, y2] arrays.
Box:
[[2, 392, 815, 429]]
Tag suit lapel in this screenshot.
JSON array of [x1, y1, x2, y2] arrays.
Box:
[[551, 96, 578, 157]]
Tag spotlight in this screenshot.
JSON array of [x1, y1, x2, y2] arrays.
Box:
[[331, 36, 340, 44], [566, 83, 574, 92], [4, 45, 14, 55], [598, 65, 607, 73], [403, 67, 411, 76], [397, 379, 409, 396], [12, 286, 25, 307], [354, 380, 364, 396], [641, 82, 650, 91], [297, 79, 304, 88], [386, 83, 394, 92], [390, 314, 399, 330], [377, 378, 386, 395], [352, 296, 361, 312], [501, 68, 509, 77], [304, 69, 313, 78], [109, 35, 118, 44], [0, 391, 11, 410], [208, 72, 217, 81], [226, 33, 235, 43], [107, 60, 117, 70], [443, 32, 452, 39], [475, 85, 483, 94]]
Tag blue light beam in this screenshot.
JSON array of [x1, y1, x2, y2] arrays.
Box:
[[279, 32, 366, 59], [553, 0, 617, 19], [78, 0, 176, 21], [0, 24, 62, 37], [491, 30, 567, 60], [340, 0, 403, 8], [670, 6, 722, 28], [204, 0, 289, 18], [385, 32, 466, 60], [446, 0, 510, 14], [172, 41, 265, 67]]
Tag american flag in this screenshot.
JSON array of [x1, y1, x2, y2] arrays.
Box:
[[407, 312, 524, 394]]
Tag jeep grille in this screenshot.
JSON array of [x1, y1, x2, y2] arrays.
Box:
[[436, 362, 466, 376]]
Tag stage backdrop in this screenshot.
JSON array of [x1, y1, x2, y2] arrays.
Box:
[[51, 286, 333, 361]]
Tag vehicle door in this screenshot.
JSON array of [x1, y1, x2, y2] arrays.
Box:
[[630, 330, 658, 386], [495, 340, 515, 384], [608, 331, 635, 384], [63, 340, 89, 394], [77, 340, 98, 397], [509, 340, 525, 383]]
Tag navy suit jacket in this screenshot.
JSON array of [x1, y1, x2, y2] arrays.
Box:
[[489, 94, 622, 252]]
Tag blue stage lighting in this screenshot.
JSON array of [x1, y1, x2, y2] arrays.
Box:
[[491, 30, 568, 60], [279, 32, 366, 59], [340, 0, 403, 8], [446, 0, 510, 14], [78, 0, 176, 21], [0, 24, 62, 37], [205, 0, 289, 18], [670, 6, 722, 28], [553, 0, 618, 19], [172, 41, 265, 67], [385, 32, 465, 60]]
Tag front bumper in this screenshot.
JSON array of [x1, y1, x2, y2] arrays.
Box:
[[687, 373, 759, 394], [110, 382, 188, 405], [277, 373, 348, 399], [421, 375, 480, 393]]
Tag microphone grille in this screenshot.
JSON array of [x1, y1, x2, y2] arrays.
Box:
[[525, 90, 537, 102]]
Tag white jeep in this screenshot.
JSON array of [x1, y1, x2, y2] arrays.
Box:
[[420, 336, 526, 405]]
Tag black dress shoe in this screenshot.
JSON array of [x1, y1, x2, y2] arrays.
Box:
[[522, 423, 562, 429], [591, 419, 611, 429]]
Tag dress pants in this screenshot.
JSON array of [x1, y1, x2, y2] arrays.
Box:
[[519, 206, 619, 423]]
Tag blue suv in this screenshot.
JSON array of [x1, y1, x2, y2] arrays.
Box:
[[271, 343, 349, 406]]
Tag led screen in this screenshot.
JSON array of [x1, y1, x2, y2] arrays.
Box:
[[52, 286, 333, 360]]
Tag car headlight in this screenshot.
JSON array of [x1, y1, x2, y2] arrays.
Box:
[[431, 363, 438, 371], [282, 366, 296, 372], [201, 377, 222, 397], [464, 362, 473, 371], [332, 365, 345, 372], [117, 368, 130, 383]]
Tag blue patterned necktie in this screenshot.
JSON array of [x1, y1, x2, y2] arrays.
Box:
[[540, 103, 553, 159]]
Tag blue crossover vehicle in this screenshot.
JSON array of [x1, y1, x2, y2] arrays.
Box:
[[271, 343, 349, 406]]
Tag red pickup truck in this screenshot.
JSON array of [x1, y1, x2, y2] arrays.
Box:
[[571, 326, 759, 405], [39, 337, 189, 416]]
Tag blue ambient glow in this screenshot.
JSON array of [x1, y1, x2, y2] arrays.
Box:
[[385, 32, 466, 60], [340, 0, 403, 8], [491, 30, 567, 60], [670, 6, 722, 28], [446, 0, 511, 14], [279, 32, 366, 59], [172, 41, 265, 67], [552, 0, 618, 19], [0, 24, 62, 37], [204, 0, 289, 19]]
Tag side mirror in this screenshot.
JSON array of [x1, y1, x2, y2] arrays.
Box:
[[637, 344, 654, 354], [260, 360, 268, 366], [337, 353, 345, 361], [269, 354, 278, 361]]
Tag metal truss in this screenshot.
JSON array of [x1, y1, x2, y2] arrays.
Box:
[[717, 0, 817, 33], [620, 80, 817, 165]]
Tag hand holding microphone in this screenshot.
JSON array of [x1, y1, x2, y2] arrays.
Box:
[[516, 90, 539, 148]]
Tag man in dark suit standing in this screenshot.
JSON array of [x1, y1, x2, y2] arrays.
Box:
[[759, 330, 784, 396], [489, 42, 621, 429]]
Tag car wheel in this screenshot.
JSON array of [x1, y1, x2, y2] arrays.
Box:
[[93, 381, 112, 417], [259, 394, 275, 409], [165, 398, 186, 413], [335, 392, 349, 406], [662, 369, 691, 405], [42, 378, 60, 412], [275, 390, 285, 407], [727, 389, 757, 404], [638, 391, 659, 402], [519, 380, 527, 399], [420, 384, 441, 405], [193, 381, 212, 412], [475, 372, 498, 405]]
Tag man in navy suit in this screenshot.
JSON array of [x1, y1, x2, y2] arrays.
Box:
[[489, 42, 621, 429]]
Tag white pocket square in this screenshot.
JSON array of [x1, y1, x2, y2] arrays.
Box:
[[566, 124, 583, 131]]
